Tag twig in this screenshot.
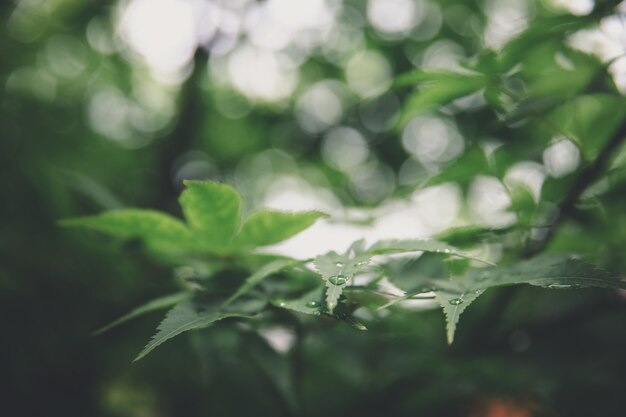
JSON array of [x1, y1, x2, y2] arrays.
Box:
[[463, 117, 626, 352]]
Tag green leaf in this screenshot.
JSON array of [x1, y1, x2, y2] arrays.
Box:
[[395, 75, 486, 127], [272, 287, 367, 330], [93, 292, 189, 335], [434, 226, 511, 248], [549, 94, 626, 160], [271, 287, 324, 316], [435, 289, 484, 345], [465, 255, 624, 290], [233, 210, 328, 248], [314, 239, 370, 280], [431, 256, 622, 344], [179, 180, 242, 247], [504, 96, 563, 125], [393, 69, 478, 88], [223, 258, 297, 306], [314, 240, 370, 313], [424, 147, 490, 188], [369, 239, 495, 265], [60, 209, 201, 253], [382, 255, 453, 293], [324, 279, 348, 313], [135, 301, 252, 361]]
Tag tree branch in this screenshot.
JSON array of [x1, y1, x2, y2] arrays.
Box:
[[153, 49, 208, 212], [462, 118, 626, 353]]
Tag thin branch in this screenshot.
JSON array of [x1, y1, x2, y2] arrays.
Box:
[[463, 117, 626, 353], [525, 117, 626, 257]]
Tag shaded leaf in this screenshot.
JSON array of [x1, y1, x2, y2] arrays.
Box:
[[432, 255, 622, 344], [549, 94, 626, 160], [93, 292, 189, 336], [223, 258, 298, 306], [272, 287, 367, 330], [434, 226, 512, 248], [465, 255, 624, 290], [504, 96, 563, 125], [135, 301, 252, 361], [396, 75, 486, 126], [424, 147, 490, 188]]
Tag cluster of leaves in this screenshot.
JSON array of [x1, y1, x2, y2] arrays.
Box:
[[59, 1, 626, 365], [64, 180, 625, 360]]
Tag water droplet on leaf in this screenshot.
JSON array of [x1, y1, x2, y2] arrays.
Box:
[[306, 300, 319, 308], [448, 298, 463, 305], [443, 249, 451, 253], [335, 261, 344, 267], [547, 283, 579, 289], [329, 275, 347, 285]]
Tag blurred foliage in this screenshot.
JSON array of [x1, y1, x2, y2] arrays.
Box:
[[3, 0, 626, 416]]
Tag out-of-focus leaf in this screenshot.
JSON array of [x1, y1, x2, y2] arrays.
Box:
[[434, 226, 512, 248], [60, 209, 203, 253], [93, 292, 189, 335], [61, 171, 124, 210], [425, 147, 490, 188], [525, 45, 600, 98], [506, 183, 537, 226], [135, 301, 253, 361], [504, 96, 563, 125], [496, 14, 599, 72], [179, 180, 242, 247], [393, 69, 481, 88], [549, 94, 626, 160], [233, 210, 328, 248], [395, 75, 486, 126]]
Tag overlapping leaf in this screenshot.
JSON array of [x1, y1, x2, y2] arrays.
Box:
[[271, 287, 367, 330], [313, 239, 490, 313], [314, 240, 370, 312], [179, 180, 242, 247], [62, 180, 327, 256], [135, 300, 255, 361], [394, 73, 486, 127], [416, 255, 623, 344], [93, 292, 189, 336]]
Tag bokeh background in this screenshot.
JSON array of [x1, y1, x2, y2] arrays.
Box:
[[3, 0, 626, 416]]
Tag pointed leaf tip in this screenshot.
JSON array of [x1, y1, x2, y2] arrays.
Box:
[[178, 181, 242, 247], [134, 301, 252, 362]]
